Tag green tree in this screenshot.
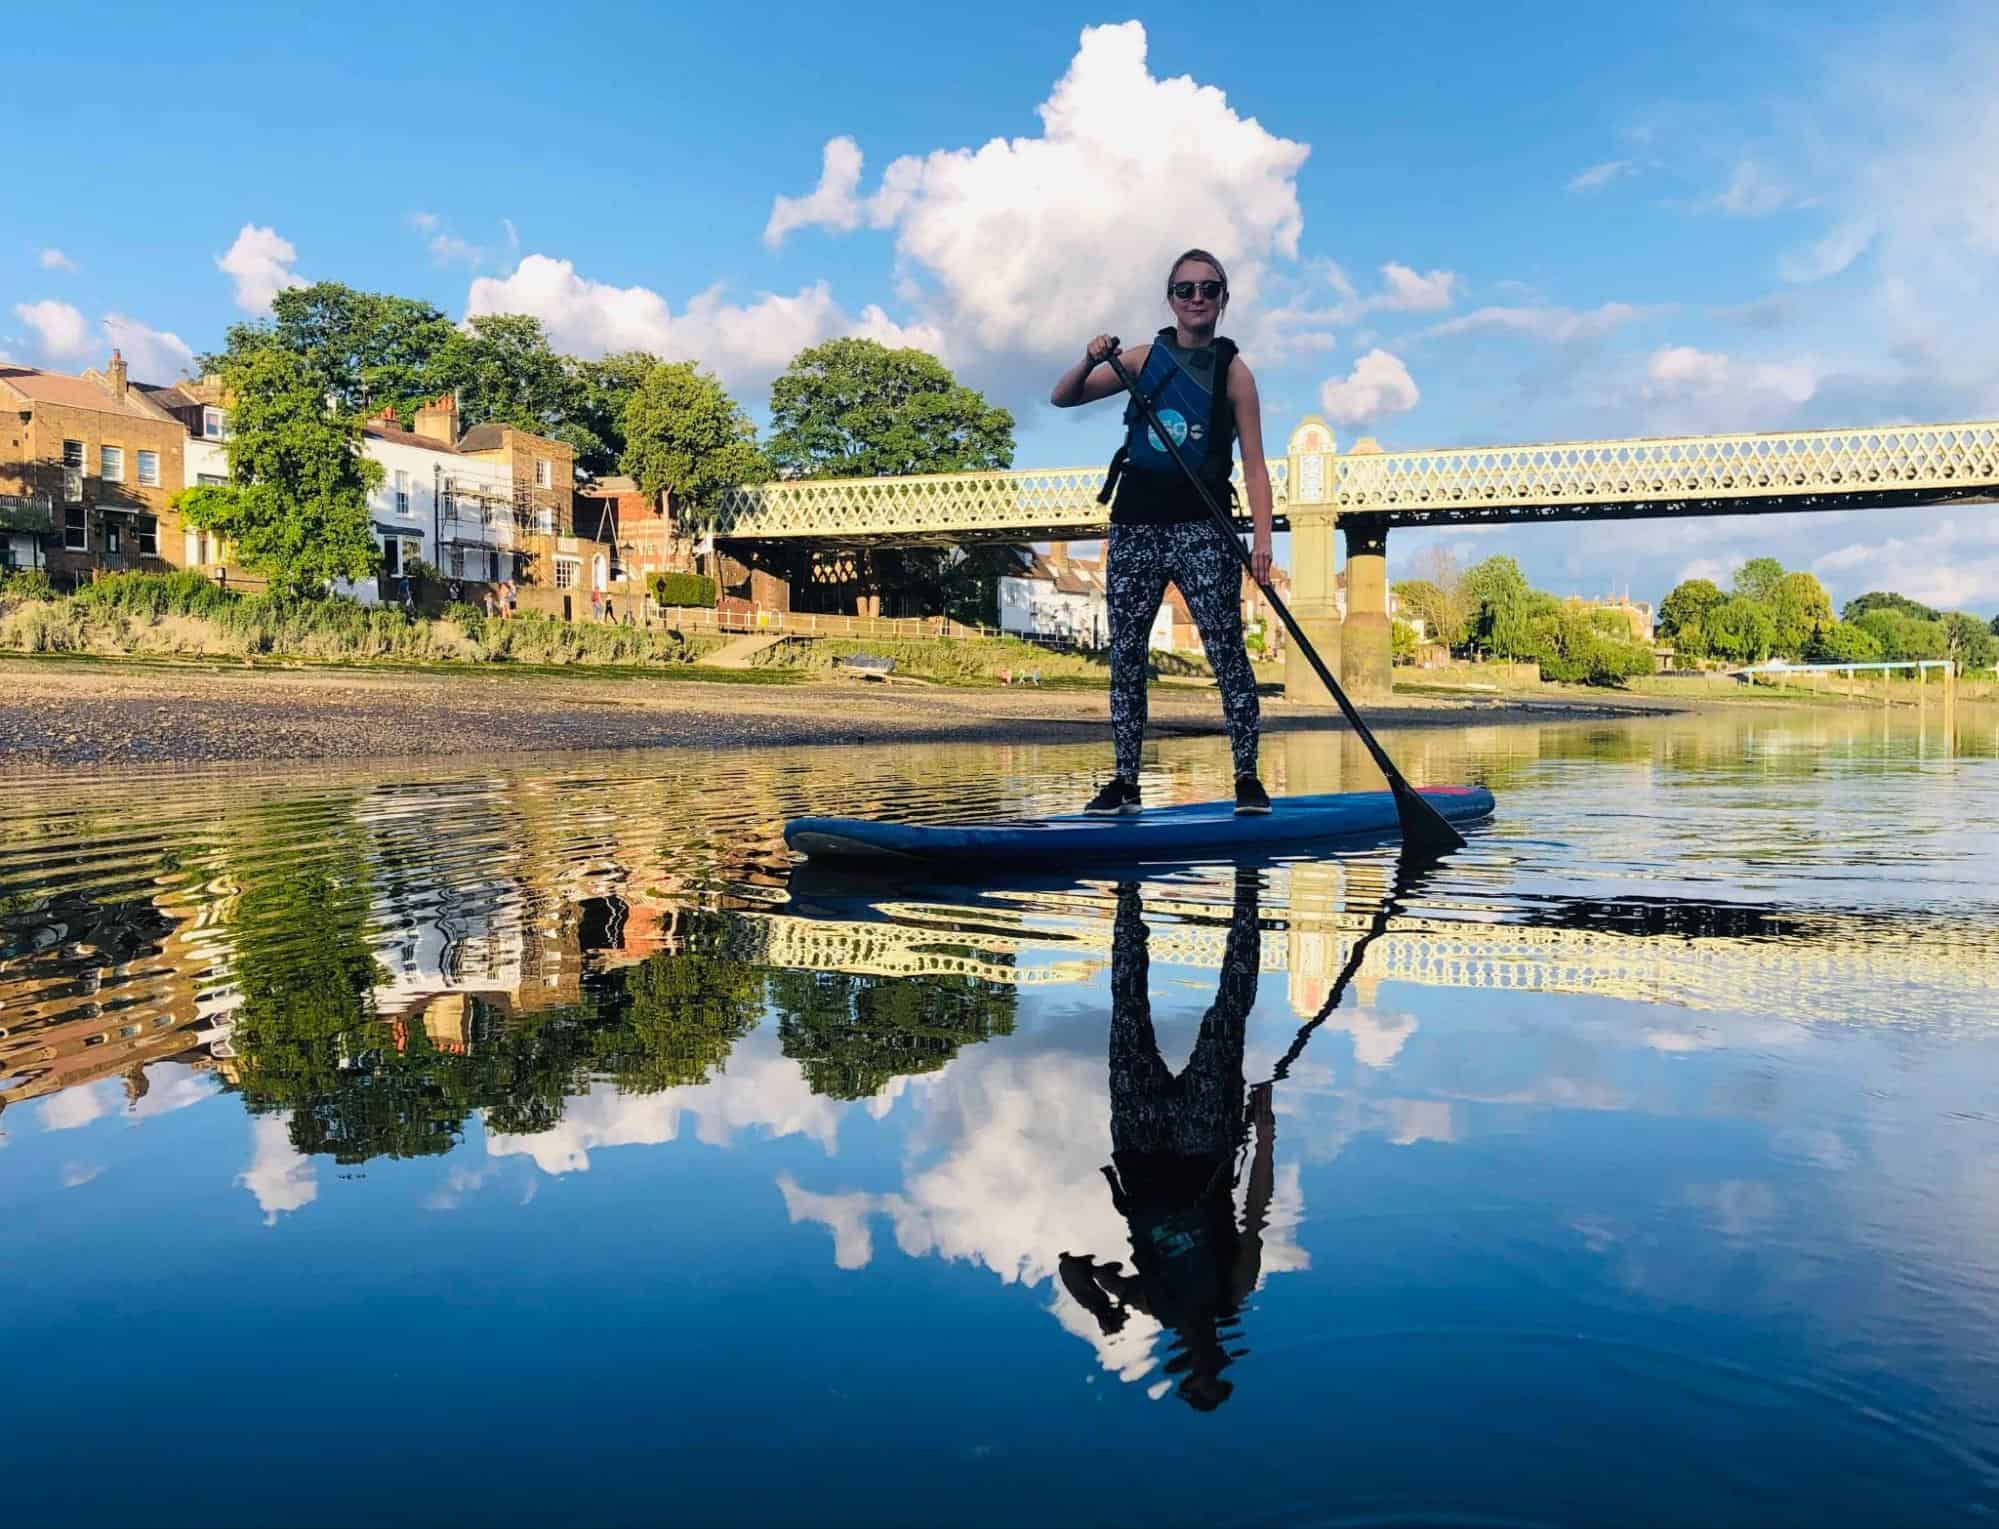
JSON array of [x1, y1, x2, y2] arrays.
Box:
[[1460, 556, 1535, 658], [175, 344, 382, 599], [1766, 570, 1834, 659], [1391, 617, 1419, 662], [1392, 579, 1466, 650], [1705, 597, 1776, 663], [619, 362, 769, 526], [205, 281, 458, 415], [1854, 608, 1947, 661], [1842, 590, 1939, 625], [1803, 620, 1883, 663], [1732, 556, 1786, 606], [568, 350, 663, 475], [767, 339, 1015, 479], [1942, 611, 1997, 671], [1657, 577, 1726, 657], [435, 313, 582, 446]]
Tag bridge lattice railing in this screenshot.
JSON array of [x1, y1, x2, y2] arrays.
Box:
[[712, 420, 1999, 540]]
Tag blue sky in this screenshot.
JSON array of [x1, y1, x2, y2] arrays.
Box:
[[7, 0, 1997, 613]]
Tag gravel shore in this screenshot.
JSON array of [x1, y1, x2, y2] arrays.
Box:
[[0, 657, 1674, 767]]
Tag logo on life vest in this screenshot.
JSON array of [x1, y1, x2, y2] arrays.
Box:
[[1148, 408, 1190, 453]]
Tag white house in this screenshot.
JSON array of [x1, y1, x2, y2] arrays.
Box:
[[999, 542, 1184, 652], [140, 381, 234, 571], [350, 396, 517, 604]]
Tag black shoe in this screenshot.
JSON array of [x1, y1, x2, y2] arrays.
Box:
[[1084, 778, 1142, 816], [1234, 775, 1272, 815]]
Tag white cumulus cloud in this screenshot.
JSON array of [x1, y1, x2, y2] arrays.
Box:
[[103, 313, 195, 381], [217, 223, 304, 313], [38, 247, 80, 273], [14, 299, 93, 359], [1319, 348, 1420, 426], [1373, 263, 1456, 313], [1643, 344, 1821, 409], [1429, 302, 1645, 344], [762, 22, 1315, 368], [464, 254, 943, 391]]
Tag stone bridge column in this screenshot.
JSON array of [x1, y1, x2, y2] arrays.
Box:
[[1341, 520, 1392, 700], [1282, 417, 1340, 703]]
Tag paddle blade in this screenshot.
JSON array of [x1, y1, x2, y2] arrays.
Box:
[[1393, 782, 1469, 857]]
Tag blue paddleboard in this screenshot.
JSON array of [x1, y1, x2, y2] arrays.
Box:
[[785, 785, 1493, 865]]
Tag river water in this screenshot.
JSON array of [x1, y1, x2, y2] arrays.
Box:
[[4, 706, 1998, 1526]]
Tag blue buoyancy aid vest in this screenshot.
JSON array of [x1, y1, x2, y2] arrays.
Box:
[[1099, 329, 1238, 525]]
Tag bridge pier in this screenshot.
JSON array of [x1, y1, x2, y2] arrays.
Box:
[[1340, 520, 1392, 701], [1283, 507, 1342, 703], [1282, 417, 1342, 705]]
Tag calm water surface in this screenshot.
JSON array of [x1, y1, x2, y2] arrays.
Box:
[[5, 707, 1999, 1527]]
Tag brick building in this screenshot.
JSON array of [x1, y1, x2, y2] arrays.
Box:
[[0, 351, 193, 584], [458, 422, 584, 614]]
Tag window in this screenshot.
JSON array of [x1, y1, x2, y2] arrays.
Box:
[[394, 469, 411, 515], [381, 537, 401, 578], [202, 407, 224, 440], [197, 473, 227, 488], [534, 458, 552, 489], [137, 450, 160, 487], [105, 517, 122, 555], [65, 507, 87, 552], [402, 538, 423, 569], [487, 550, 502, 582], [61, 439, 85, 502], [553, 557, 578, 590], [185, 530, 202, 566], [441, 485, 456, 519], [449, 547, 465, 578], [100, 445, 123, 483], [534, 508, 553, 535], [136, 515, 158, 556]]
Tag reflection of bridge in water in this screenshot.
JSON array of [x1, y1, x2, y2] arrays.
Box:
[[715, 416, 1999, 703], [739, 869, 1999, 1028]]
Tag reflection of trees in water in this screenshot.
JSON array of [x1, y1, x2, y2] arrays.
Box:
[[588, 950, 766, 1094], [767, 969, 1017, 1101]]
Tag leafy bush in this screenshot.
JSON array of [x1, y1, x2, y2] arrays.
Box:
[[74, 569, 236, 620], [648, 571, 717, 609], [443, 601, 485, 639], [2, 568, 53, 600]]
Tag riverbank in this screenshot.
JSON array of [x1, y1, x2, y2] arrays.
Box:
[[0, 655, 1675, 767]]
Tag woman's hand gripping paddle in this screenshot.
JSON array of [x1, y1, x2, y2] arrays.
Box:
[[1098, 340, 1465, 858]]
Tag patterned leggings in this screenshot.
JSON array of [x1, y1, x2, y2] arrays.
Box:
[[1107, 520, 1260, 781]]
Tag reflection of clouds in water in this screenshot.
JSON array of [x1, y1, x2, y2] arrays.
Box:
[[62, 1160, 103, 1188], [238, 1115, 318, 1225], [425, 1163, 499, 1212], [1687, 1179, 1782, 1243], [39, 1081, 116, 1132], [1382, 1098, 1456, 1146], [778, 1045, 1311, 1388], [36, 1065, 218, 1134], [485, 1028, 853, 1175], [128, 1066, 220, 1119]]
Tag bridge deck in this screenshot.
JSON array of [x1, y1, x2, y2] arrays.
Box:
[[713, 421, 1999, 543]]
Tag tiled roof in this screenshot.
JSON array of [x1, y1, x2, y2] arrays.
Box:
[[457, 423, 507, 452], [0, 366, 177, 420], [363, 419, 463, 455], [579, 475, 640, 495]]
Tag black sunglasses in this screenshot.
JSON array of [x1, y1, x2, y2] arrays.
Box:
[[1168, 279, 1226, 300]]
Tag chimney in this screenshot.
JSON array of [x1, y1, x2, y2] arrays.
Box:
[[106, 349, 128, 398], [413, 392, 459, 447]]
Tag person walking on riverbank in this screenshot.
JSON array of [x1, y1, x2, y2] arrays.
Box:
[[1050, 248, 1274, 816]]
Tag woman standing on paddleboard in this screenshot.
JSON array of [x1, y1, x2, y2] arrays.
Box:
[[1050, 248, 1275, 816]]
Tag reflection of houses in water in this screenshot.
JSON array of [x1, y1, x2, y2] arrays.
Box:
[[0, 881, 233, 1110]]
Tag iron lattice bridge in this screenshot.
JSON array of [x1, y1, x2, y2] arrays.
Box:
[[711, 420, 1999, 545]]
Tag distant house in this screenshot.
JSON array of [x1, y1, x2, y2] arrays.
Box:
[[998, 542, 1117, 648], [1581, 594, 1656, 643], [0, 350, 194, 583], [572, 476, 695, 602], [143, 377, 236, 575], [355, 396, 518, 603]]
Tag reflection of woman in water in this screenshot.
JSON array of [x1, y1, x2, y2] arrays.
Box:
[[1059, 874, 1274, 1411]]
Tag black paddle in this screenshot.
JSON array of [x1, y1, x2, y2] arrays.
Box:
[[1100, 341, 1465, 856]]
